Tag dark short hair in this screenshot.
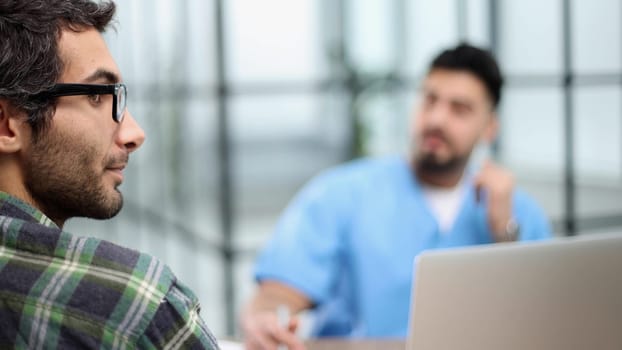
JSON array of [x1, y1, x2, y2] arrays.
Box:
[[0, 0, 116, 138], [429, 43, 503, 108]]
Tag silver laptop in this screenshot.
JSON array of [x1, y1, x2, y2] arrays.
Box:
[[406, 233, 622, 350]]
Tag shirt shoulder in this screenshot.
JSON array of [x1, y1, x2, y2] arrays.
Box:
[[303, 155, 411, 198], [320, 155, 408, 181], [0, 215, 181, 348], [139, 280, 220, 349]]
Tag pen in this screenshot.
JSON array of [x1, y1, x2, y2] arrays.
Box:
[[276, 304, 290, 350]]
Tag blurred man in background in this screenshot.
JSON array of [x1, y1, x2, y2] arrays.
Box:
[[241, 43, 551, 349], [0, 1, 218, 348]]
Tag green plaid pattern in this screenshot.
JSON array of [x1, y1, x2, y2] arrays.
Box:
[[0, 192, 219, 349]]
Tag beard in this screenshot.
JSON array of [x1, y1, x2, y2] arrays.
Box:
[[414, 129, 470, 174], [24, 128, 125, 225], [416, 151, 469, 174]]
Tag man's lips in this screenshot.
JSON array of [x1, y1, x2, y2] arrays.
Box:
[[422, 135, 447, 149], [106, 162, 126, 171], [105, 154, 129, 173], [106, 164, 126, 181]]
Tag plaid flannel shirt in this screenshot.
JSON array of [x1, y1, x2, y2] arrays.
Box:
[[0, 192, 220, 349]]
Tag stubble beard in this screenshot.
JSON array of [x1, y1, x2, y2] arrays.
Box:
[[413, 129, 470, 176], [415, 151, 469, 175], [24, 130, 124, 225]]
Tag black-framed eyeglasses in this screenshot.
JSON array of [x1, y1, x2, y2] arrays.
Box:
[[34, 83, 127, 123]]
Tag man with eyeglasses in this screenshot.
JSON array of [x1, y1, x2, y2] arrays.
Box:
[[0, 1, 219, 349]]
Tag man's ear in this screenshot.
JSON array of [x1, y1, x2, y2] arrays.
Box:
[[0, 99, 27, 153]]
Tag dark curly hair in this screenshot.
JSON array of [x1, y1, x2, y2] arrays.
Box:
[[0, 0, 116, 138], [429, 43, 503, 109]]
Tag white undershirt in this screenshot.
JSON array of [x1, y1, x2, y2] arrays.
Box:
[[421, 178, 469, 233]]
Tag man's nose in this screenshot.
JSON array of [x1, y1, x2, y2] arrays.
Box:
[[426, 103, 450, 127], [116, 109, 146, 153]]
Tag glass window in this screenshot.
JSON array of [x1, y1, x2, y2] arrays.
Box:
[[225, 0, 325, 84], [572, 0, 621, 73], [464, 0, 490, 47], [500, 87, 564, 173], [186, 0, 217, 86], [347, 0, 401, 73], [498, 0, 563, 75], [406, 0, 459, 76], [357, 89, 413, 156], [574, 86, 621, 182], [499, 87, 565, 221]]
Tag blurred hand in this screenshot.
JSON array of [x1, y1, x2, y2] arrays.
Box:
[[474, 161, 516, 242], [241, 310, 305, 350]]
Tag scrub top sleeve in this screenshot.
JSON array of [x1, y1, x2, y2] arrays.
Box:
[[255, 173, 351, 305], [513, 191, 554, 241]]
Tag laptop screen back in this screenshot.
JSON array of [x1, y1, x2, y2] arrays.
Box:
[[407, 233, 622, 350]]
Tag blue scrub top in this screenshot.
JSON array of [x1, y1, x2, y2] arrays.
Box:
[[255, 155, 552, 338]]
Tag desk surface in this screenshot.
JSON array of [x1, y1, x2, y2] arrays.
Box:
[[306, 339, 404, 350], [219, 339, 405, 350]]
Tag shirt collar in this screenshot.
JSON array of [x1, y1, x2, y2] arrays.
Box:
[[0, 191, 58, 229]]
